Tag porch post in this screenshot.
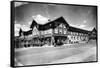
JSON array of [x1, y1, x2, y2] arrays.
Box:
[[51, 29, 55, 46]]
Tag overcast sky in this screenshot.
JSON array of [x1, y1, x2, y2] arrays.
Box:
[[14, 1, 97, 31]]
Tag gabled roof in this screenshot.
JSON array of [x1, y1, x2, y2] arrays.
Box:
[[19, 28, 32, 36], [27, 16, 92, 34], [92, 28, 97, 32], [68, 26, 91, 34], [43, 16, 69, 29], [22, 30, 33, 36], [19, 28, 23, 36], [30, 19, 37, 29], [30, 16, 69, 31]]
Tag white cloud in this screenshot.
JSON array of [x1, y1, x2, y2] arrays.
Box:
[[28, 21, 32, 25], [32, 14, 49, 24], [15, 24, 21, 36], [14, 23, 31, 36], [21, 25, 30, 31], [15, 24, 21, 31]]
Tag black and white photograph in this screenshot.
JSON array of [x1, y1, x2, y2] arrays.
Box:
[[11, 1, 97, 67]]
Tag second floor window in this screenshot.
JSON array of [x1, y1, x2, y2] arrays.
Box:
[[64, 29, 66, 34], [59, 28, 62, 34], [55, 28, 58, 33]]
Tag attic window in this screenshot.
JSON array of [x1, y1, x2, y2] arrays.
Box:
[[63, 25, 66, 28]]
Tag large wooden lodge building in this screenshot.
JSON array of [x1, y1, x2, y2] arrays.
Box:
[[15, 17, 97, 48]]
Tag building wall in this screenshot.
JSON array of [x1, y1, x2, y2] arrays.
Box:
[[16, 23, 90, 48], [54, 23, 68, 35], [67, 32, 89, 43]]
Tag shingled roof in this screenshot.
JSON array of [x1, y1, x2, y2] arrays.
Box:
[[92, 28, 97, 32], [68, 26, 91, 34], [30, 16, 69, 31], [21, 16, 92, 36], [19, 28, 23, 36], [19, 28, 32, 36], [30, 19, 37, 29]]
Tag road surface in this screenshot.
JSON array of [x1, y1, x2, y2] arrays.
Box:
[[14, 40, 97, 66]]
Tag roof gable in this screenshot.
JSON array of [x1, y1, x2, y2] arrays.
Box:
[[19, 28, 23, 36], [68, 26, 91, 34], [30, 19, 37, 29], [92, 28, 97, 32], [38, 16, 69, 30], [30, 16, 69, 31]]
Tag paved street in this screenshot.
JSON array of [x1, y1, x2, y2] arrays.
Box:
[[15, 40, 97, 66]]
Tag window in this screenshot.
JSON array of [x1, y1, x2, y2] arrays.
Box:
[[79, 33, 81, 35], [59, 28, 62, 34], [71, 36, 73, 39], [74, 32, 77, 35], [63, 25, 66, 28], [55, 28, 58, 33], [64, 29, 66, 34], [32, 27, 39, 35], [44, 31, 47, 34], [74, 36, 76, 40], [77, 36, 79, 40], [76, 33, 79, 35], [68, 31, 71, 35], [40, 31, 44, 35], [33, 31, 36, 35], [73, 32, 74, 35], [71, 32, 73, 35]]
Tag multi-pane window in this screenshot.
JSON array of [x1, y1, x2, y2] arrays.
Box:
[[72, 32, 75, 35], [76, 33, 78, 35], [32, 27, 39, 36], [77, 36, 79, 40], [74, 32, 76, 35], [64, 29, 66, 34], [33, 31, 36, 35], [58, 24, 67, 34], [80, 36, 82, 40], [68, 31, 71, 35], [74, 36, 76, 40], [40, 31, 44, 35], [70, 32, 73, 35], [55, 28, 58, 33], [59, 24, 66, 28], [59, 28, 62, 34], [79, 33, 81, 35], [63, 25, 66, 28]]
